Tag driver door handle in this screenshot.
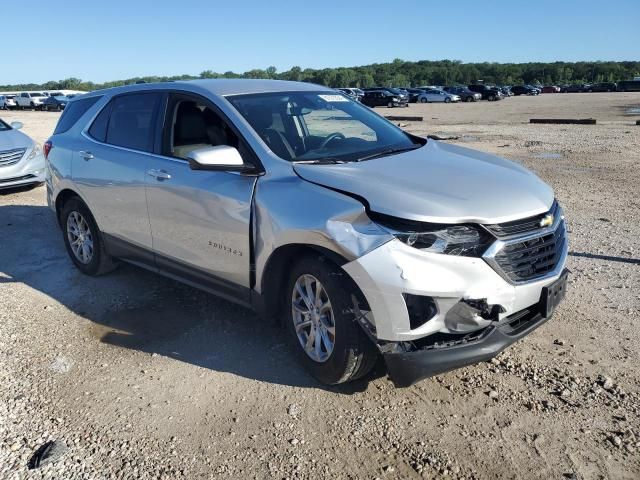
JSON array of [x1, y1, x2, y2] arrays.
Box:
[[147, 169, 171, 181]]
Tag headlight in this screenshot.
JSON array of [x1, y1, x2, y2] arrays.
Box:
[[394, 225, 492, 256], [372, 214, 494, 257], [27, 145, 41, 160]]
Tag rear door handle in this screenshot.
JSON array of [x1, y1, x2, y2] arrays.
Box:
[[146, 169, 171, 181], [79, 150, 94, 160]]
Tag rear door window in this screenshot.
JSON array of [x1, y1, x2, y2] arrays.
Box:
[[53, 96, 102, 135], [105, 93, 161, 152]]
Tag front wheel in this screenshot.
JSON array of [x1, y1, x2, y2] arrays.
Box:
[[488, 95, 496, 101], [444, 97, 451, 103], [387, 101, 394, 108], [61, 198, 117, 276], [286, 256, 378, 385], [419, 97, 428, 103]]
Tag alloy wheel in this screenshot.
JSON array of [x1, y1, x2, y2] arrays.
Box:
[[66, 211, 94, 264], [291, 274, 335, 363]]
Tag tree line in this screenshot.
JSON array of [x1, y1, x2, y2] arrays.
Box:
[[2, 59, 639, 92]]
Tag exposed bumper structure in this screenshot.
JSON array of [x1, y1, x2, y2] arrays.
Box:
[[383, 275, 566, 386]]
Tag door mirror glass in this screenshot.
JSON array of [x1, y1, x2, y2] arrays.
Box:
[[10, 121, 23, 130], [187, 145, 248, 171]]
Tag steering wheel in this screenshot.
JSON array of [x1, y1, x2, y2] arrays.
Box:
[[319, 132, 346, 149]]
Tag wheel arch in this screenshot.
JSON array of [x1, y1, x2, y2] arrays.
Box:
[[54, 188, 83, 226], [258, 243, 357, 324]]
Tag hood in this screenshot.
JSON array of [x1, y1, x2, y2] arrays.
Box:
[[0, 128, 35, 151], [293, 141, 554, 224]]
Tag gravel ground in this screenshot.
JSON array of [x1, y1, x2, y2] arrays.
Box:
[[1, 92, 639, 479]]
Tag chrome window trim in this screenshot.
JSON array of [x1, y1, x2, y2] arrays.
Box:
[[482, 208, 567, 285]]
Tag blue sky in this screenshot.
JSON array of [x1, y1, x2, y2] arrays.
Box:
[[4, 0, 639, 84]]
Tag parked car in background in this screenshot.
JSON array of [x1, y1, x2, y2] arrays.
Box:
[[45, 79, 568, 387], [337, 88, 364, 102], [510, 85, 538, 96], [467, 84, 503, 101], [361, 90, 408, 108], [541, 86, 561, 93], [15, 92, 47, 110], [589, 82, 617, 92], [443, 86, 482, 102], [0, 118, 45, 190], [41, 95, 70, 111], [499, 87, 513, 97], [560, 84, 582, 93], [617, 80, 640, 92], [415, 89, 460, 103], [0, 95, 16, 110], [404, 88, 426, 103], [364, 87, 410, 104]]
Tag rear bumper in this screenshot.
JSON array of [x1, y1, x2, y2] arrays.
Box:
[[383, 278, 565, 387]]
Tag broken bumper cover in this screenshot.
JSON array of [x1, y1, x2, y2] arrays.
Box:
[[384, 300, 553, 388]]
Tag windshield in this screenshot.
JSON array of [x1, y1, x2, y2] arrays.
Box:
[[228, 91, 422, 163], [31, 93, 45, 97]]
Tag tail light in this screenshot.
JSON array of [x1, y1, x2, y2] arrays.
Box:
[[43, 141, 52, 160]]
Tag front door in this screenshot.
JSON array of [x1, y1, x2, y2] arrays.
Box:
[[144, 93, 257, 302]]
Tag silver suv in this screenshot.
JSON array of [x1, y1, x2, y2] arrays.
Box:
[[45, 80, 568, 387]]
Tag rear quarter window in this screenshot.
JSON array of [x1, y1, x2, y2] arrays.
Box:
[[53, 96, 102, 135]]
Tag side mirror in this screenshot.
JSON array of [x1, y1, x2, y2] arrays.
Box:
[[10, 121, 23, 130], [187, 145, 256, 173]]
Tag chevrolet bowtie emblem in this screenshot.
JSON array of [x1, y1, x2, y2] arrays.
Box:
[[539, 213, 554, 228]]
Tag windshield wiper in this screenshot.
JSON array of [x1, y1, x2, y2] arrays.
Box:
[[352, 144, 421, 162], [293, 158, 345, 165]]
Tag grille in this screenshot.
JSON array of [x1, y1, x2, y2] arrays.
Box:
[[484, 201, 559, 238], [493, 221, 566, 282], [0, 148, 26, 167]]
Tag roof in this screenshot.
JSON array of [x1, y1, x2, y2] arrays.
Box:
[[80, 79, 331, 99], [179, 79, 331, 96]]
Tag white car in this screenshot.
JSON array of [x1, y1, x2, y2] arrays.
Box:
[[15, 92, 47, 110], [0, 95, 17, 110], [416, 89, 461, 103], [0, 119, 45, 190]]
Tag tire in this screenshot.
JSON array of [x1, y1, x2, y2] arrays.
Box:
[[285, 255, 378, 385], [444, 97, 451, 103], [465, 96, 472, 102], [60, 198, 117, 276], [488, 95, 496, 101], [387, 101, 393, 108], [419, 97, 428, 103]]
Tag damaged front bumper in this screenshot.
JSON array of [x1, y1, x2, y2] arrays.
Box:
[[383, 302, 548, 387], [380, 268, 568, 387]]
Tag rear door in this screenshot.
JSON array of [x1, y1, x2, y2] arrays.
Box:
[[144, 92, 258, 301], [74, 92, 162, 255]]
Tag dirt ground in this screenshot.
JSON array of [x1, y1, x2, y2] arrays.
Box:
[[1, 92, 639, 479]]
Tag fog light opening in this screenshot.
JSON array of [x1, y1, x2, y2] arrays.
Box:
[[403, 294, 438, 330]]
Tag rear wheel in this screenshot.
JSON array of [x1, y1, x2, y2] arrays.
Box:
[[286, 256, 377, 385], [60, 198, 117, 276], [387, 101, 394, 108]]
